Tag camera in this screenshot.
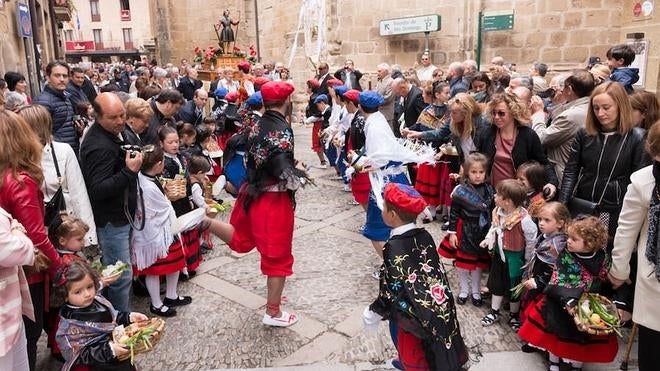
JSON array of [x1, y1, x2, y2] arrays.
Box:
[[120, 144, 142, 158]]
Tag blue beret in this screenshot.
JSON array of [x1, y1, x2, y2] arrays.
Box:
[[214, 86, 229, 99], [246, 91, 263, 106], [359, 91, 384, 108], [333, 85, 348, 96], [313, 94, 328, 104]]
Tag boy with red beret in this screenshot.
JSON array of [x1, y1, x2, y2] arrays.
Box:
[[364, 182, 468, 371], [207, 81, 310, 327]]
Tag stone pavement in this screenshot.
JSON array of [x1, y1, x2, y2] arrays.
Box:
[[36, 123, 639, 370]]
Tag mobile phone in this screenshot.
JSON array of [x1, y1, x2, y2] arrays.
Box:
[[73, 115, 82, 121]]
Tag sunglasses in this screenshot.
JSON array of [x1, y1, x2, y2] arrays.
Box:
[[493, 111, 508, 117]]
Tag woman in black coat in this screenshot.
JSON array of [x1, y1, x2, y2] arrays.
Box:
[[558, 81, 649, 245]]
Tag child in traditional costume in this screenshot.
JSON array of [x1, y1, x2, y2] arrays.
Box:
[[222, 92, 263, 197], [364, 182, 468, 371], [516, 161, 548, 221], [518, 216, 618, 370], [439, 153, 494, 307], [518, 202, 569, 353], [341, 89, 370, 208], [480, 179, 538, 330], [131, 145, 192, 317], [55, 260, 148, 371]]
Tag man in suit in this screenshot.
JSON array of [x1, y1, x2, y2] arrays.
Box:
[[316, 62, 332, 96], [177, 66, 203, 101], [176, 89, 208, 126], [334, 59, 363, 91], [80, 62, 98, 103], [375, 63, 394, 132], [392, 77, 425, 137]]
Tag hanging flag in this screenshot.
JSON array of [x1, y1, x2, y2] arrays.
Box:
[[76, 14, 80, 30]]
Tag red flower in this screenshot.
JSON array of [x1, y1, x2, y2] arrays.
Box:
[[428, 283, 447, 305], [407, 273, 417, 283]]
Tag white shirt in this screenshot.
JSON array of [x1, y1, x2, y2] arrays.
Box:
[[416, 64, 437, 82], [390, 222, 416, 237]]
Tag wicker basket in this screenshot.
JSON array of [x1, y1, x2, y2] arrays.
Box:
[[573, 293, 620, 336], [162, 178, 187, 201], [113, 318, 166, 362]]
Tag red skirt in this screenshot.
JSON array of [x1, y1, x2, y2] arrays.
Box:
[[311, 122, 323, 153], [397, 327, 430, 371], [229, 186, 295, 276], [134, 230, 199, 276], [518, 296, 618, 363], [437, 219, 490, 271], [350, 172, 370, 205], [415, 163, 442, 206], [437, 161, 454, 207]]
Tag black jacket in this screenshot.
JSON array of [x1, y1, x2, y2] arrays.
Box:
[[82, 76, 98, 103], [334, 68, 363, 91], [177, 77, 202, 101], [474, 124, 559, 187], [66, 82, 89, 108], [558, 127, 649, 211], [34, 85, 78, 154], [176, 100, 204, 126], [80, 122, 138, 227], [401, 85, 426, 128], [142, 99, 178, 145]]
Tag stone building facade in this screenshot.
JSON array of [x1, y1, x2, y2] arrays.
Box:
[[0, 0, 64, 95], [62, 0, 155, 62], [154, 0, 659, 92]]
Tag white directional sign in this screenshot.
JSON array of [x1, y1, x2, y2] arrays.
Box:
[[379, 15, 441, 36]]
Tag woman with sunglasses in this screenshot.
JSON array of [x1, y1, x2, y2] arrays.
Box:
[[474, 92, 558, 192], [558, 81, 649, 249]]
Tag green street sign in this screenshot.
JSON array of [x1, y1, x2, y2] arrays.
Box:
[[482, 13, 514, 32]]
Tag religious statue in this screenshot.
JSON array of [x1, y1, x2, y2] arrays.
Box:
[[215, 10, 240, 55]]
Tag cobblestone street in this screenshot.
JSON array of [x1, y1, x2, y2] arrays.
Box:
[[36, 124, 638, 371]]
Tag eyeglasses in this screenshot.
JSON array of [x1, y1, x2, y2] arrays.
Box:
[[493, 111, 508, 117]]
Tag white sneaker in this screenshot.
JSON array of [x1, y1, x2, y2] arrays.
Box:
[[342, 184, 352, 192], [329, 175, 343, 180], [262, 311, 299, 327]]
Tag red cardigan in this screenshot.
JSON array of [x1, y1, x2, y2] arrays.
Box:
[[0, 170, 62, 284]]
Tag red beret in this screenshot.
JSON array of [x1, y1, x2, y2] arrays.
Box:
[[342, 89, 360, 103], [261, 81, 295, 103], [383, 182, 427, 215], [225, 90, 239, 103], [326, 78, 343, 87], [237, 61, 251, 73], [307, 78, 320, 88], [254, 77, 271, 86]]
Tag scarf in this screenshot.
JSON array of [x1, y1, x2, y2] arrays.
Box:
[[524, 232, 567, 277], [645, 161, 660, 281], [451, 182, 494, 228], [56, 296, 117, 371]]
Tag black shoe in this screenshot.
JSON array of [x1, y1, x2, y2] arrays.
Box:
[[150, 304, 177, 317], [422, 217, 433, 224], [51, 352, 65, 363], [132, 277, 149, 297], [441, 222, 450, 231], [163, 295, 192, 307], [471, 297, 483, 307], [179, 270, 197, 282], [521, 343, 541, 353], [456, 295, 468, 305]]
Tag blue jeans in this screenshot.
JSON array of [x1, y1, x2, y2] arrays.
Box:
[[97, 222, 132, 312]]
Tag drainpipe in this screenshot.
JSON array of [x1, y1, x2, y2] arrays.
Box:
[[254, 0, 261, 61]]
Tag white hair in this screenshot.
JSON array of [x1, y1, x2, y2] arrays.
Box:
[[153, 67, 167, 78], [377, 63, 391, 73]]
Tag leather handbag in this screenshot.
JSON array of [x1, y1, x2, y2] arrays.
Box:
[[567, 132, 628, 219], [44, 142, 67, 227], [567, 197, 598, 218]]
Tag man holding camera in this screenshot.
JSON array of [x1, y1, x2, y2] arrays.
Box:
[[334, 59, 363, 91], [80, 92, 143, 312]]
